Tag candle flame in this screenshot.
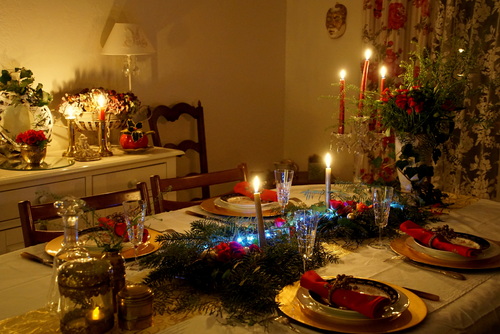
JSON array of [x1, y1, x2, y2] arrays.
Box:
[[340, 69, 346, 80], [253, 176, 260, 193], [325, 153, 332, 168], [64, 104, 77, 120], [91, 307, 100, 320], [364, 49, 372, 60], [97, 94, 106, 108], [380, 66, 387, 78]]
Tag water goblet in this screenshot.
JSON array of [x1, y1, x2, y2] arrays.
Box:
[[123, 200, 147, 269], [370, 186, 394, 249], [274, 169, 294, 216], [293, 210, 320, 272]]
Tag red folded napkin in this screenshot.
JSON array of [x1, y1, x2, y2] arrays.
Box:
[[400, 220, 481, 257], [300, 271, 391, 319], [233, 181, 278, 202]]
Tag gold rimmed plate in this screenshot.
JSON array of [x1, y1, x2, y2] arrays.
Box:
[[391, 236, 500, 269], [200, 197, 280, 217], [45, 229, 161, 260], [277, 279, 427, 333]]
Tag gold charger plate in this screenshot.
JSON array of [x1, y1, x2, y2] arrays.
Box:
[[391, 236, 500, 269], [45, 230, 161, 260], [200, 197, 279, 217], [277, 279, 427, 333]]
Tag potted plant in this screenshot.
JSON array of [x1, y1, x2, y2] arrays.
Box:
[[15, 129, 50, 165], [0, 67, 53, 148], [119, 119, 154, 150]]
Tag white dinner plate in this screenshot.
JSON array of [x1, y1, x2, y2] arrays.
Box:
[[406, 236, 500, 262], [296, 277, 409, 325]]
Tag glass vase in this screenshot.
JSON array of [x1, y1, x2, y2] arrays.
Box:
[[47, 197, 90, 312]]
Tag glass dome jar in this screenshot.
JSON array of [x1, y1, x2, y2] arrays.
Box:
[[58, 258, 114, 334]]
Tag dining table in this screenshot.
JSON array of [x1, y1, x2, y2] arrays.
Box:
[[0, 185, 499, 333]]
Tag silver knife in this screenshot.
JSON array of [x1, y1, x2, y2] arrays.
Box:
[[185, 210, 224, 221], [403, 257, 466, 280], [20, 252, 53, 267]]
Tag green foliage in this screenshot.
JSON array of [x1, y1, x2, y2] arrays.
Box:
[[140, 220, 336, 324]]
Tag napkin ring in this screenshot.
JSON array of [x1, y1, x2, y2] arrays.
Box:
[[428, 234, 438, 247]]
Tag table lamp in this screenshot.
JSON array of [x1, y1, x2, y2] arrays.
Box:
[[102, 23, 155, 92]]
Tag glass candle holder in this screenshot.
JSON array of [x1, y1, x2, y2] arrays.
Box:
[[58, 258, 114, 334]]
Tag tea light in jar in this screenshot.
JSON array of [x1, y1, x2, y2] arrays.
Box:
[[85, 306, 114, 334]]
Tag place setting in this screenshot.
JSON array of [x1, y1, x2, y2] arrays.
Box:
[[391, 221, 500, 270]]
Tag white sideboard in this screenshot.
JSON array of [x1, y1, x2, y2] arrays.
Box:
[[0, 146, 183, 254]]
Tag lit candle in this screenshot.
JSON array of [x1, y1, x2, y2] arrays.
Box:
[[338, 70, 346, 134], [325, 153, 332, 209], [358, 49, 372, 114], [86, 306, 114, 333], [253, 176, 266, 247], [64, 104, 77, 120], [97, 94, 107, 121], [379, 65, 387, 95]]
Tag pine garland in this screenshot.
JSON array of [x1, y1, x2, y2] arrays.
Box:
[[140, 220, 337, 324]]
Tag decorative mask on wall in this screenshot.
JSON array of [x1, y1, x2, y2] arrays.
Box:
[[326, 3, 347, 39]]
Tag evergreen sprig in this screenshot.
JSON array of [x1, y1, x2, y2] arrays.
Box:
[[140, 220, 337, 324]]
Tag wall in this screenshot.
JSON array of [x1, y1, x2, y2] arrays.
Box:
[[284, 1, 364, 182], [0, 0, 286, 186]]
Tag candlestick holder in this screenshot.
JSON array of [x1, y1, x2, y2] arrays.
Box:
[[330, 116, 385, 183], [62, 118, 77, 157], [97, 120, 113, 157]]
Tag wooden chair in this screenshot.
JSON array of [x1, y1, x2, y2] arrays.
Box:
[[18, 182, 151, 247], [150, 163, 248, 213], [148, 101, 210, 198]]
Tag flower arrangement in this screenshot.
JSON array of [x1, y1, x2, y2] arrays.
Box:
[[81, 212, 149, 252], [0, 67, 52, 107], [15, 129, 49, 149], [58, 88, 141, 120]]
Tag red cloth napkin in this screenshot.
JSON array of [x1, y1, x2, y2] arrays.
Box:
[[300, 271, 390, 319], [233, 181, 278, 202], [400, 220, 481, 257]]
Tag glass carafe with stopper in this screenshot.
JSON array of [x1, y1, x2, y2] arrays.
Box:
[[47, 197, 90, 311]]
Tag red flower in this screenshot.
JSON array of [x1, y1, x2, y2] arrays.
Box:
[[15, 130, 48, 146], [214, 241, 247, 262], [387, 3, 407, 30], [274, 217, 286, 228]]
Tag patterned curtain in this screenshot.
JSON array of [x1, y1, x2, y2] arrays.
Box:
[[362, 0, 499, 199]]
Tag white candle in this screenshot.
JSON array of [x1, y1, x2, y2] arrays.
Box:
[[325, 153, 332, 209], [253, 176, 266, 247]]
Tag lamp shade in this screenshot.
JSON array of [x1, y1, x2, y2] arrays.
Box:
[[102, 23, 155, 56]]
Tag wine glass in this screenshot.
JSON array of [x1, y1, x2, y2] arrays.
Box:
[[293, 210, 320, 272], [274, 169, 294, 216], [370, 186, 394, 249], [123, 200, 147, 268]]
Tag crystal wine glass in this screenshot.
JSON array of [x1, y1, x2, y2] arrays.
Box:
[[274, 169, 294, 216], [371, 186, 394, 249], [123, 200, 147, 269], [293, 210, 320, 272]]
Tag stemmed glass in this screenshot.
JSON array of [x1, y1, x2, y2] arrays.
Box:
[[293, 210, 320, 272], [370, 186, 394, 249], [123, 200, 147, 269], [274, 169, 294, 216]]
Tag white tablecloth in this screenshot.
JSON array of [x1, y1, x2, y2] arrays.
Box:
[[1, 186, 499, 333]]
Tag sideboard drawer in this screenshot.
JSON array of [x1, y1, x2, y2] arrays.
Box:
[[91, 163, 167, 194], [0, 178, 86, 225]]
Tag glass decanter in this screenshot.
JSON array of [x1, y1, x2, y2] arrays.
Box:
[[47, 197, 90, 311]]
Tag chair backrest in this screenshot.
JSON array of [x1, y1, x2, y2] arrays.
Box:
[[150, 163, 248, 213], [148, 101, 210, 198], [18, 182, 151, 247]]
